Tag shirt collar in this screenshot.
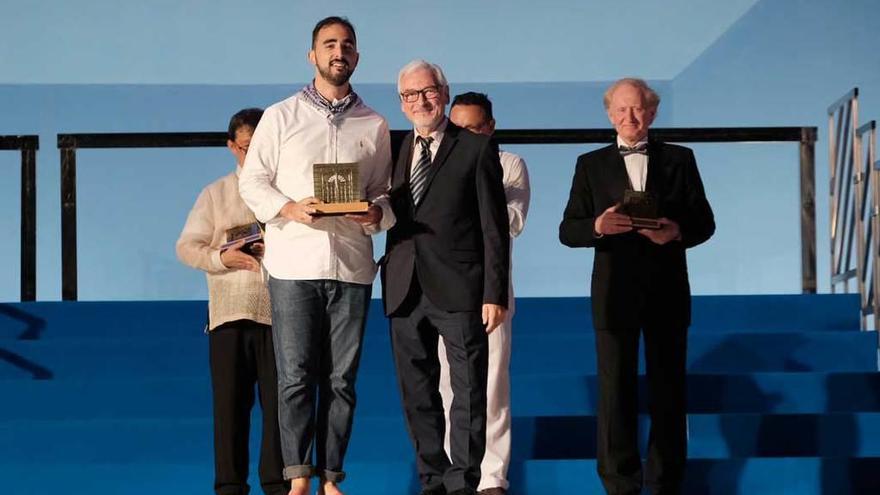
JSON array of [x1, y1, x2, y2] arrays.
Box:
[[414, 117, 448, 144], [301, 81, 360, 116], [616, 134, 649, 149]]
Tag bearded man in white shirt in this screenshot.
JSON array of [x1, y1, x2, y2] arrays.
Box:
[[238, 16, 394, 495], [440, 92, 530, 495]]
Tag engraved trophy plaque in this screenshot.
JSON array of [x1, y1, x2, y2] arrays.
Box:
[[312, 162, 370, 215], [621, 189, 661, 230], [221, 222, 264, 256]]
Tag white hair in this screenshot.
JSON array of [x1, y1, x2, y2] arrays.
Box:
[[397, 59, 448, 93], [603, 77, 661, 110]]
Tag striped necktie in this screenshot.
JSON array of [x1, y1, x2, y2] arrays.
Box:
[[410, 136, 433, 206]]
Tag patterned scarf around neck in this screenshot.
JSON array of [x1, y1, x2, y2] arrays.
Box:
[[301, 81, 360, 116]]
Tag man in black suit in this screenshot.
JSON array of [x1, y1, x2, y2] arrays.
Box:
[[382, 59, 510, 495], [559, 78, 715, 495]]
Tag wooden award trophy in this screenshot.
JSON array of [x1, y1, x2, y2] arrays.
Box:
[[221, 222, 264, 256], [311, 162, 370, 215], [621, 189, 661, 230]]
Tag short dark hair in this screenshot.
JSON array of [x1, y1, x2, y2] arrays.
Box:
[[451, 92, 494, 121], [312, 16, 357, 48], [227, 108, 263, 141]]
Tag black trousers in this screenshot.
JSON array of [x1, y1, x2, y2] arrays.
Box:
[[595, 324, 688, 495], [209, 320, 288, 495], [390, 277, 489, 493]]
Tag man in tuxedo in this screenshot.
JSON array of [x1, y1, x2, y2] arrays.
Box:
[[382, 60, 510, 495], [559, 78, 715, 495]]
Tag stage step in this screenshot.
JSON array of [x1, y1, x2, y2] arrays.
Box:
[[1, 457, 876, 495], [2, 328, 875, 381], [3, 371, 880, 421], [514, 294, 860, 334], [5, 413, 880, 463], [0, 294, 875, 494], [0, 294, 860, 340], [520, 457, 880, 495]]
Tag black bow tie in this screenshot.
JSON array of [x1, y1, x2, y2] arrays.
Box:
[[619, 144, 648, 156]]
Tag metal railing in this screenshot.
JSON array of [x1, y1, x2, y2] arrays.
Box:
[[855, 120, 877, 330], [56, 127, 818, 301], [57, 132, 228, 302], [875, 155, 880, 352], [826, 87, 880, 331], [829, 89, 859, 296], [1, 135, 38, 301]]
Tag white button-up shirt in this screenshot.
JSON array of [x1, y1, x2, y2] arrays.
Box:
[[618, 135, 649, 192], [239, 90, 394, 284], [499, 150, 530, 239], [409, 118, 448, 173]]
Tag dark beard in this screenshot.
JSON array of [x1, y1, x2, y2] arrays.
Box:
[[317, 62, 352, 87]]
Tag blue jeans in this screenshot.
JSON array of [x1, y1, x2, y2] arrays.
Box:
[[268, 277, 371, 483]]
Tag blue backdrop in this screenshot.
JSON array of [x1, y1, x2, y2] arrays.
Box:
[[1, 0, 878, 301]]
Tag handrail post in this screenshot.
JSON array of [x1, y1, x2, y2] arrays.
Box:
[[829, 107, 838, 293], [60, 144, 77, 301], [854, 125, 867, 329], [828, 88, 860, 297], [800, 127, 817, 294], [872, 155, 880, 333], [21, 145, 37, 301], [874, 156, 880, 336], [1, 135, 39, 301]]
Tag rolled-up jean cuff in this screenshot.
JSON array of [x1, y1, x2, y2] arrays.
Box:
[[283, 465, 314, 480], [321, 469, 346, 483]]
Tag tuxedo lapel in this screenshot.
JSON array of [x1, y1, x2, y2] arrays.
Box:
[[395, 132, 416, 210], [645, 139, 664, 199], [604, 144, 631, 204], [397, 132, 415, 185], [417, 122, 460, 210]]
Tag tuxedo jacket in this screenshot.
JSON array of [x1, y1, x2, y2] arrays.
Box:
[[382, 122, 510, 315], [559, 140, 715, 330]]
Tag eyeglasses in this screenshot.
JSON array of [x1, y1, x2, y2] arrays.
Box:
[[232, 142, 250, 154], [400, 86, 441, 103]]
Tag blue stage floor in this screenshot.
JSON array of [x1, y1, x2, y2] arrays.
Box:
[[1, 294, 878, 494]]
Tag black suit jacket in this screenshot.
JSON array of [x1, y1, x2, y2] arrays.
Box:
[[382, 122, 510, 315], [559, 140, 715, 330]]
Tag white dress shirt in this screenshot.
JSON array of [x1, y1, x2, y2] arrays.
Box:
[[409, 118, 448, 173], [238, 90, 395, 285], [618, 135, 649, 192], [499, 150, 530, 239]]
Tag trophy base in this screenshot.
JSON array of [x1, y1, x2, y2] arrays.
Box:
[[312, 201, 370, 216], [631, 217, 662, 230]]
